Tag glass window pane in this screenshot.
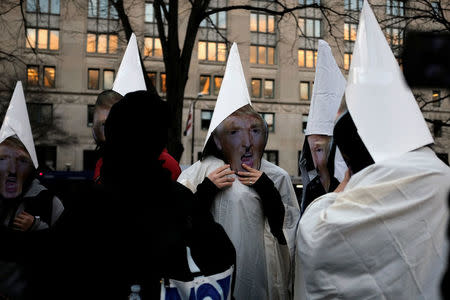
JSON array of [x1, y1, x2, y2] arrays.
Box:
[[264, 80, 274, 98], [27, 0, 37, 12], [250, 13, 258, 31], [88, 69, 99, 89], [258, 46, 266, 64], [39, 0, 49, 13], [298, 18, 305, 36], [259, 14, 267, 32], [26, 28, 36, 48], [49, 30, 59, 50], [97, 34, 107, 53], [103, 70, 114, 89], [88, 0, 97, 17], [268, 15, 275, 33], [314, 51, 317, 67], [268, 47, 275, 65], [109, 34, 118, 53], [344, 53, 350, 70], [160, 73, 167, 93], [350, 0, 356, 10], [154, 38, 162, 57], [350, 24, 357, 41], [147, 72, 156, 87], [251, 79, 262, 97], [144, 37, 153, 56], [199, 75, 211, 95], [51, 0, 60, 14], [306, 50, 314, 68], [38, 29, 48, 49], [99, 0, 108, 18], [386, 0, 391, 14], [110, 4, 118, 19], [298, 49, 305, 67], [145, 3, 154, 22], [344, 23, 349, 40], [198, 41, 206, 60], [27, 66, 39, 86], [214, 76, 223, 95], [315, 20, 321, 37], [306, 19, 313, 36], [44, 67, 55, 87], [217, 43, 226, 62], [218, 11, 226, 29], [300, 82, 309, 100], [87, 33, 96, 52], [208, 42, 216, 61], [250, 46, 257, 64]]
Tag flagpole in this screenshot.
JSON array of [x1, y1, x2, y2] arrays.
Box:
[[191, 93, 204, 165]]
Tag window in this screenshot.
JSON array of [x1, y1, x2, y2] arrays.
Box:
[[27, 103, 53, 125], [27, 66, 39, 87], [264, 79, 274, 98], [147, 72, 157, 87], [263, 150, 279, 165], [344, 53, 352, 70], [298, 49, 317, 68], [299, 0, 320, 4], [160, 73, 167, 93], [261, 112, 275, 132], [385, 27, 403, 46], [252, 79, 262, 98], [300, 81, 310, 100], [433, 90, 441, 107], [250, 13, 275, 33], [213, 76, 223, 95], [344, 0, 363, 11], [103, 70, 115, 89], [201, 110, 213, 130], [198, 41, 227, 62], [200, 75, 211, 95], [344, 23, 357, 41], [145, 1, 169, 24], [144, 37, 163, 57], [26, 28, 59, 50], [25, 0, 60, 50], [201, 11, 227, 29], [27, 0, 60, 14], [43, 66, 55, 88], [88, 0, 118, 19], [386, 0, 404, 16], [302, 115, 308, 133], [298, 18, 321, 38], [87, 105, 95, 127], [88, 69, 100, 90], [250, 45, 275, 65], [86, 33, 118, 54]]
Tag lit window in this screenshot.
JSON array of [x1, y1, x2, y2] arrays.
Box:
[[25, 0, 60, 50], [213, 76, 223, 95], [43, 66, 55, 88], [26, 28, 36, 48], [86, 33, 118, 54], [160, 73, 167, 93], [250, 13, 275, 33], [344, 23, 357, 41], [103, 70, 115, 89], [252, 79, 262, 98], [344, 53, 352, 70], [88, 69, 99, 90], [300, 81, 310, 100], [250, 45, 275, 65], [264, 80, 274, 98], [261, 112, 275, 132], [27, 66, 39, 86], [198, 41, 227, 62], [144, 37, 163, 57], [298, 49, 317, 68], [200, 75, 211, 95], [201, 110, 213, 130], [385, 27, 403, 46], [49, 30, 59, 50], [147, 72, 157, 88]]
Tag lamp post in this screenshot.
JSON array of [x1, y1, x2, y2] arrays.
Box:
[[191, 92, 204, 165]]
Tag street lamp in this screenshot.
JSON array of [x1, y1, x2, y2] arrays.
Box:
[[191, 92, 205, 164]]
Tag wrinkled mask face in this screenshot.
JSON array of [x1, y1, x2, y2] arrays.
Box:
[[92, 107, 111, 145], [214, 114, 265, 172], [0, 143, 34, 199], [307, 134, 331, 174]]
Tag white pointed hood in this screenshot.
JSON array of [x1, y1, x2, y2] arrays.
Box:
[[112, 33, 147, 96], [0, 81, 38, 168], [346, 0, 433, 163], [203, 43, 252, 150], [305, 40, 346, 136]]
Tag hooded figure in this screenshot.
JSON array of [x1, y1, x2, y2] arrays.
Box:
[[178, 43, 300, 300], [53, 91, 236, 299], [295, 2, 450, 299], [0, 82, 64, 299], [298, 40, 347, 215]]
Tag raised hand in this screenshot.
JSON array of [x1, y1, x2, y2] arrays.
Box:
[[237, 163, 263, 186], [207, 164, 235, 189]]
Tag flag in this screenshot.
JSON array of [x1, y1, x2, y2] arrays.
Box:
[[184, 102, 194, 136]]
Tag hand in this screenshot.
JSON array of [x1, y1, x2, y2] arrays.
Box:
[[334, 169, 351, 193], [13, 211, 35, 231], [207, 164, 235, 189], [237, 163, 263, 186]]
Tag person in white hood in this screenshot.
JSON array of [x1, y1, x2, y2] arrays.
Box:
[[178, 43, 300, 299], [295, 1, 450, 299]]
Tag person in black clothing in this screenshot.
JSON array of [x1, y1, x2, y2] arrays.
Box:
[[51, 91, 236, 299]]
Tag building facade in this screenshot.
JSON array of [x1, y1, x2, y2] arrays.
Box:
[[0, 0, 448, 176]]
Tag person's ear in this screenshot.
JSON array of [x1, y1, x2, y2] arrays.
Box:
[[213, 134, 222, 151]]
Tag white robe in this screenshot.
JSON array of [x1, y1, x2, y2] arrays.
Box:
[[178, 157, 300, 300], [295, 147, 450, 300]]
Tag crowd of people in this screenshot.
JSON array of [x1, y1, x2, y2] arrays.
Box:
[[1, 1, 449, 299]]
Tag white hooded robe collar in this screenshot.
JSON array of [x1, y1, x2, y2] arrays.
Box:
[[0, 81, 38, 168]]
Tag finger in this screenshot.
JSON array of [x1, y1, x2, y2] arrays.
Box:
[[236, 171, 252, 177], [218, 177, 235, 183], [13, 220, 24, 227], [213, 164, 231, 175], [20, 211, 32, 216], [241, 163, 256, 172], [218, 181, 233, 188]]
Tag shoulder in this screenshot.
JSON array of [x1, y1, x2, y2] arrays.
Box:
[[260, 159, 291, 183]]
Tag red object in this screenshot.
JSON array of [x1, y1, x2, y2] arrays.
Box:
[[93, 149, 181, 182]]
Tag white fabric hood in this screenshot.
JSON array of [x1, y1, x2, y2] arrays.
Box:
[[203, 43, 252, 151], [112, 33, 147, 96], [0, 81, 38, 168], [305, 40, 346, 136], [346, 0, 433, 163]]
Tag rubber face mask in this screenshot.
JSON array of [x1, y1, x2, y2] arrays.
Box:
[[214, 114, 265, 172], [307, 134, 331, 175], [0, 143, 34, 199]]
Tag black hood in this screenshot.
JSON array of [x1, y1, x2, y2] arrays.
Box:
[[333, 111, 374, 174]]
